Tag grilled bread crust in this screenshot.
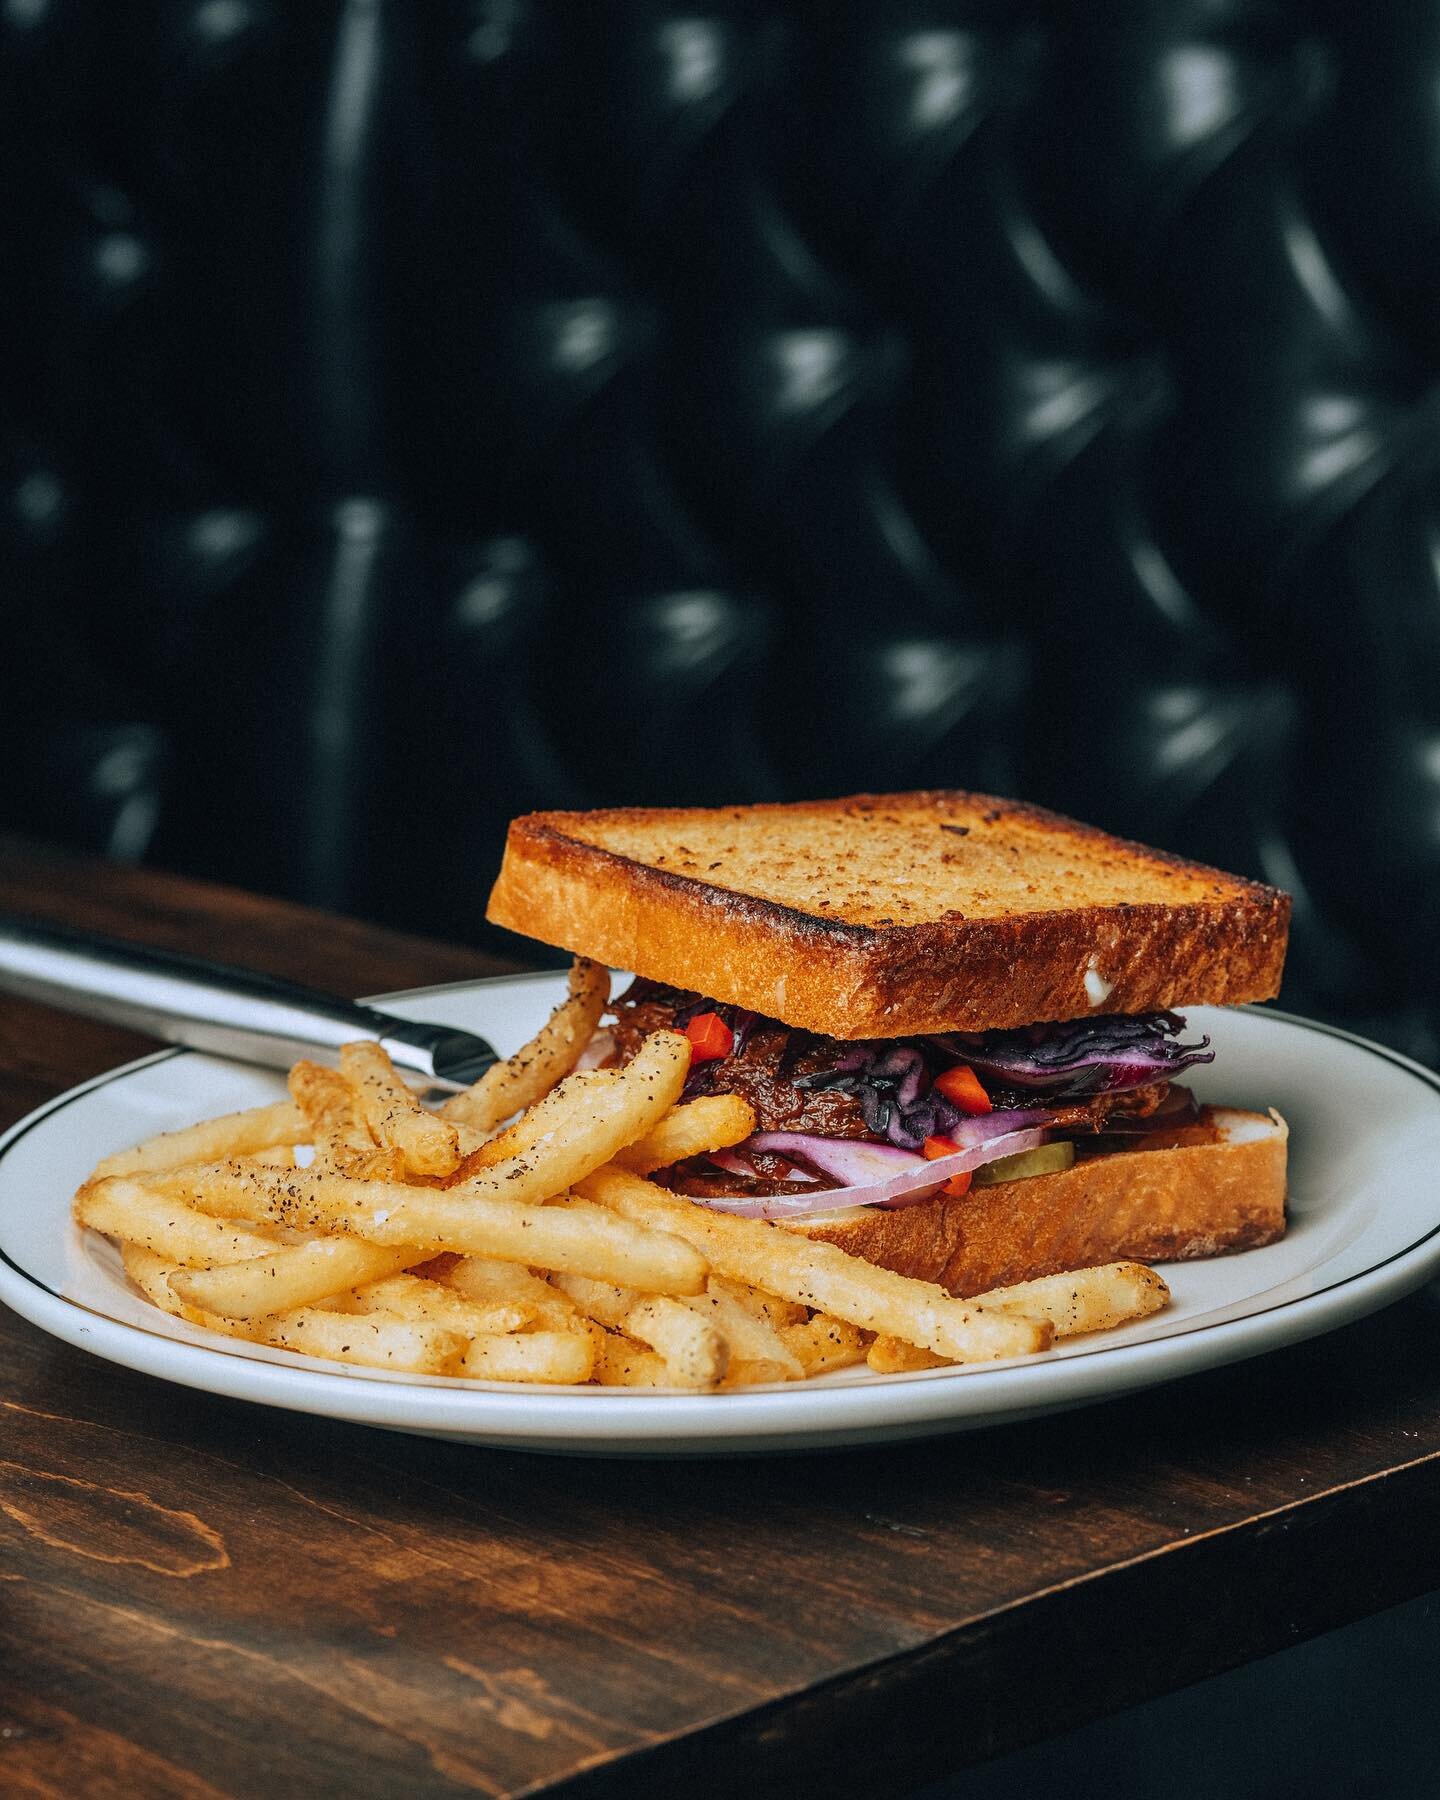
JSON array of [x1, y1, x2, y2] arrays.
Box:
[[486, 792, 1291, 1038], [786, 1108, 1287, 1296]]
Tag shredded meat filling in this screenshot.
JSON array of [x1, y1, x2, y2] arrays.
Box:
[[608, 993, 1173, 1196]]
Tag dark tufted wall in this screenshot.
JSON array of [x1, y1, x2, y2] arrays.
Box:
[[2, 1, 1437, 1059]]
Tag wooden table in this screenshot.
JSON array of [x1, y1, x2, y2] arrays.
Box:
[[3, 837, 1440, 1799]]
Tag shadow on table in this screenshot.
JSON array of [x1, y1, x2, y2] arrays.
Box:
[[927, 1588, 1440, 1800]]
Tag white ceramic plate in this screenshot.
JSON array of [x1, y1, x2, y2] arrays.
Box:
[[3, 974, 1439, 1456]]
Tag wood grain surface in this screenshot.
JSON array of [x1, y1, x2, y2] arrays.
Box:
[[2, 837, 1439, 1799]]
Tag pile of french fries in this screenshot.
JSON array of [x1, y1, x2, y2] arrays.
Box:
[[71, 960, 1171, 1389]]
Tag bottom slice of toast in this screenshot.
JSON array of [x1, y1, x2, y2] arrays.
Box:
[[784, 1107, 1287, 1298]]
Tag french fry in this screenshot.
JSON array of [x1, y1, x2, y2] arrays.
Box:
[[441, 957, 609, 1133], [144, 1034, 682, 1223], [552, 1273, 728, 1388], [258, 1309, 466, 1373], [625, 1297, 728, 1388], [288, 1059, 410, 1180], [720, 1358, 797, 1388], [453, 1029, 691, 1191], [164, 1161, 708, 1293], [968, 1263, 1171, 1337], [678, 1282, 804, 1380], [862, 1266, 1166, 1373], [866, 1335, 946, 1374], [343, 1146, 411, 1182], [592, 1333, 672, 1388], [577, 1167, 1051, 1364], [122, 1245, 466, 1374], [92, 1100, 304, 1180], [246, 1144, 299, 1168], [615, 1095, 757, 1176], [549, 1271, 632, 1328], [709, 1275, 807, 1331], [444, 1257, 585, 1331], [340, 1041, 460, 1176], [346, 1272, 531, 1337], [779, 1314, 871, 1377], [123, 1243, 245, 1332], [379, 1029, 693, 1193], [448, 1072, 611, 1175], [169, 1238, 419, 1319], [288, 1061, 376, 1174], [460, 1331, 595, 1384], [75, 1178, 284, 1268]]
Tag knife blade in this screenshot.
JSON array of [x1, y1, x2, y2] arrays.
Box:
[[0, 916, 501, 1092]]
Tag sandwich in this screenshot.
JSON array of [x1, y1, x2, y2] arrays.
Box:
[[486, 791, 1291, 1299]]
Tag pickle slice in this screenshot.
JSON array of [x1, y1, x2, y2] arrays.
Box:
[[971, 1140, 1076, 1187]]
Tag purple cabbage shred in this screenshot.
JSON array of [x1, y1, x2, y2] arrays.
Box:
[[615, 981, 1213, 1151], [937, 1012, 1214, 1093]]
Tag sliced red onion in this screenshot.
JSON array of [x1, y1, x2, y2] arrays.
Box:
[[696, 1126, 1049, 1219], [749, 1107, 1050, 1175], [745, 1134, 920, 1186]]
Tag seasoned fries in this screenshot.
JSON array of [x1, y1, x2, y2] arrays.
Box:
[[678, 1282, 805, 1380], [441, 957, 609, 1133], [446, 1256, 585, 1331], [780, 1314, 871, 1377], [289, 1061, 386, 1175], [123, 1245, 466, 1374], [340, 1041, 461, 1176], [576, 1166, 1052, 1364], [970, 1263, 1171, 1337], [865, 1336, 947, 1374], [345, 1273, 532, 1337], [75, 1178, 284, 1267], [92, 1100, 305, 1180], [71, 961, 1172, 1391], [552, 1272, 729, 1388], [168, 1238, 419, 1319], [864, 1263, 1172, 1371], [616, 1095, 757, 1176], [592, 1334, 672, 1388], [461, 1331, 595, 1384], [709, 1276, 807, 1331], [158, 1163, 708, 1292]]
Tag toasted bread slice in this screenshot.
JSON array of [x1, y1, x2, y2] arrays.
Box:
[[486, 792, 1290, 1037], [786, 1108, 1287, 1297]]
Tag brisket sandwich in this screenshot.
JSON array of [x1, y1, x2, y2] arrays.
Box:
[[487, 792, 1291, 1298]]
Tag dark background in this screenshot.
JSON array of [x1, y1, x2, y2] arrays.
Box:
[[2, 9, 1439, 1790], [3, 0, 1437, 1066]]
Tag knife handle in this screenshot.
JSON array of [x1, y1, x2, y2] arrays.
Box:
[[0, 915, 465, 1084]]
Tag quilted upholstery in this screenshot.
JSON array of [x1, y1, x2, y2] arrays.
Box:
[[1, 1, 1436, 1059]]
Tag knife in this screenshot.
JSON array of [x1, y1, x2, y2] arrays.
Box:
[[0, 916, 501, 1092]]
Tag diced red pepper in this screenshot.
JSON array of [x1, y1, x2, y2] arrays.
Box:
[[684, 1011, 734, 1063], [933, 1063, 992, 1115], [922, 1133, 973, 1197]]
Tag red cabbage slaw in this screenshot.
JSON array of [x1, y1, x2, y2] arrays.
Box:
[[936, 1012, 1214, 1092]]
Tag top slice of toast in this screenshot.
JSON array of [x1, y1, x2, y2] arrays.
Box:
[[485, 791, 1291, 1037]]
